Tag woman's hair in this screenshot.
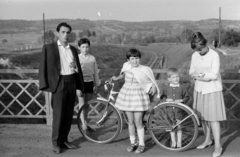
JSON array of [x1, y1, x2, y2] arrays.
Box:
[[191, 32, 208, 50], [56, 22, 72, 33], [167, 67, 178, 77], [126, 48, 141, 59], [78, 38, 91, 47]]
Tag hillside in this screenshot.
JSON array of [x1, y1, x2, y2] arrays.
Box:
[[1, 19, 240, 39]]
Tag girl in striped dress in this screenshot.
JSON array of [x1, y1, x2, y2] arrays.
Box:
[[111, 48, 159, 154]]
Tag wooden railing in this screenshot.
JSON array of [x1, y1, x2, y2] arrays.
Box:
[[0, 69, 240, 126]]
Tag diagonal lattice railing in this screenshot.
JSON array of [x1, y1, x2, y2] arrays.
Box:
[[0, 69, 52, 125], [0, 80, 44, 117], [1, 69, 240, 126], [222, 80, 240, 121]]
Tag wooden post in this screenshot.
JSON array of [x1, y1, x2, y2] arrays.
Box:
[[218, 7, 221, 48], [45, 92, 52, 126], [43, 13, 46, 45]]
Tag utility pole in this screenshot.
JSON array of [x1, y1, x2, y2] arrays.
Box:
[[218, 7, 221, 48], [185, 26, 187, 44], [43, 13, 45, 45]]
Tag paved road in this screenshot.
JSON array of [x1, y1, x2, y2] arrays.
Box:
[[0, 124, 239, 157]]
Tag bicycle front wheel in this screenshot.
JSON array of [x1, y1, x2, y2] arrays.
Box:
[[77, 99, 122, 144], [147, 102, 198, 151]]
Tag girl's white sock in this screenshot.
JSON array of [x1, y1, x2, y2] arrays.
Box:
[[137, 127, 145, 146], [129, 124, 136, 144], [129, 135, 136, 144]]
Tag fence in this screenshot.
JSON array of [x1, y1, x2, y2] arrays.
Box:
[[0, 69, 240, 126]]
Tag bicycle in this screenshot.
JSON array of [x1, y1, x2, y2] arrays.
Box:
[[77, 81, 200, 151]]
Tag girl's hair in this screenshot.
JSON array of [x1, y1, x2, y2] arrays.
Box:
[[190, 32, 208, 50], [78, 38, 91, 47], [126, 48, 141, 59], [56, 22, 72, 33], [167, 67, 178, 77]]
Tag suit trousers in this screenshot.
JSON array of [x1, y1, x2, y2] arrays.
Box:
[[51, 74, 76, 146]]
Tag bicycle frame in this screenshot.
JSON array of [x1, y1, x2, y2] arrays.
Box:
[[95, 83, 124, 133]]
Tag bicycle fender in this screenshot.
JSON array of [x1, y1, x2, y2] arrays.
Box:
[[154, 102, 200, 126]]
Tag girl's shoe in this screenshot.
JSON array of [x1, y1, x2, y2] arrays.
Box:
[[127, 142, 138, 152], [135, 145, 145, 154]]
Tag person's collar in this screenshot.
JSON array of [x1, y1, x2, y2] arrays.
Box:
[[80, 53, 89, 59], [57, 40, 70, 48], [169, 83, 180, 87], [199, 46, 209, 56]]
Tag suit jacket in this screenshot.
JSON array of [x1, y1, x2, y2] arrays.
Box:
[[39, 42, 84, 93]]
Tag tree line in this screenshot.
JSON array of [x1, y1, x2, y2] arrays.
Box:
[[39, 28, 240, 47]]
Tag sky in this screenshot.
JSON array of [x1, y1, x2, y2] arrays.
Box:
[[0, 0, 240, 21]]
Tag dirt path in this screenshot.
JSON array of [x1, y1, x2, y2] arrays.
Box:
[[216, 48, 240, 56], [0, 124, 239, 157]]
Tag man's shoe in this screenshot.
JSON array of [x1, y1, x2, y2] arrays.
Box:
[[63, 141, 77, 149], [52, 146, 61, 154]]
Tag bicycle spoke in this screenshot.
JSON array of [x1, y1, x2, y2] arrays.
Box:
[[77, 100, 122, 144]]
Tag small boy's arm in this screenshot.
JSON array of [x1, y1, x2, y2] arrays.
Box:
[[182, 86, 190, 104]]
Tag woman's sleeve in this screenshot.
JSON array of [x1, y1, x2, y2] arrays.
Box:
[[203, 54, 220, 80]]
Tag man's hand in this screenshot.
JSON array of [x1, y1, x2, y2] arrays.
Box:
[[70, 61, 78, 72], [76, 90, 82, 97]]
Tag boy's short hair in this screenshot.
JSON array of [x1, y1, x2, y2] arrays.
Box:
[[78, 38, 91, 47], [126, 48, 141, 59], [167, 67, 179, 77]]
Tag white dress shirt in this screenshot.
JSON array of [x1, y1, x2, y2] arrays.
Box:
[[57, 40, 75, 75]]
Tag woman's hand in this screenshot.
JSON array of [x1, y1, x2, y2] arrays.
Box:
[[195, 77, 211, 82], [190, 72, 200, 78]]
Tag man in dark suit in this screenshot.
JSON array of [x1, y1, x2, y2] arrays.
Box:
[[39, 22, 84, 154]]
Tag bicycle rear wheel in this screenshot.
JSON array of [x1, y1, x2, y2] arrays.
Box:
[[147, 102, 198, 151], [77, 99, 122, 144]]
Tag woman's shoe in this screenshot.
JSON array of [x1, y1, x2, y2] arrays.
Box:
[[196, 141, 213, 149], [212, 148, 223, 157]]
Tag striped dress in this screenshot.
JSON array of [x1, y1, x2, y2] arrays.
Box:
[[115, 71, 150, 111]]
